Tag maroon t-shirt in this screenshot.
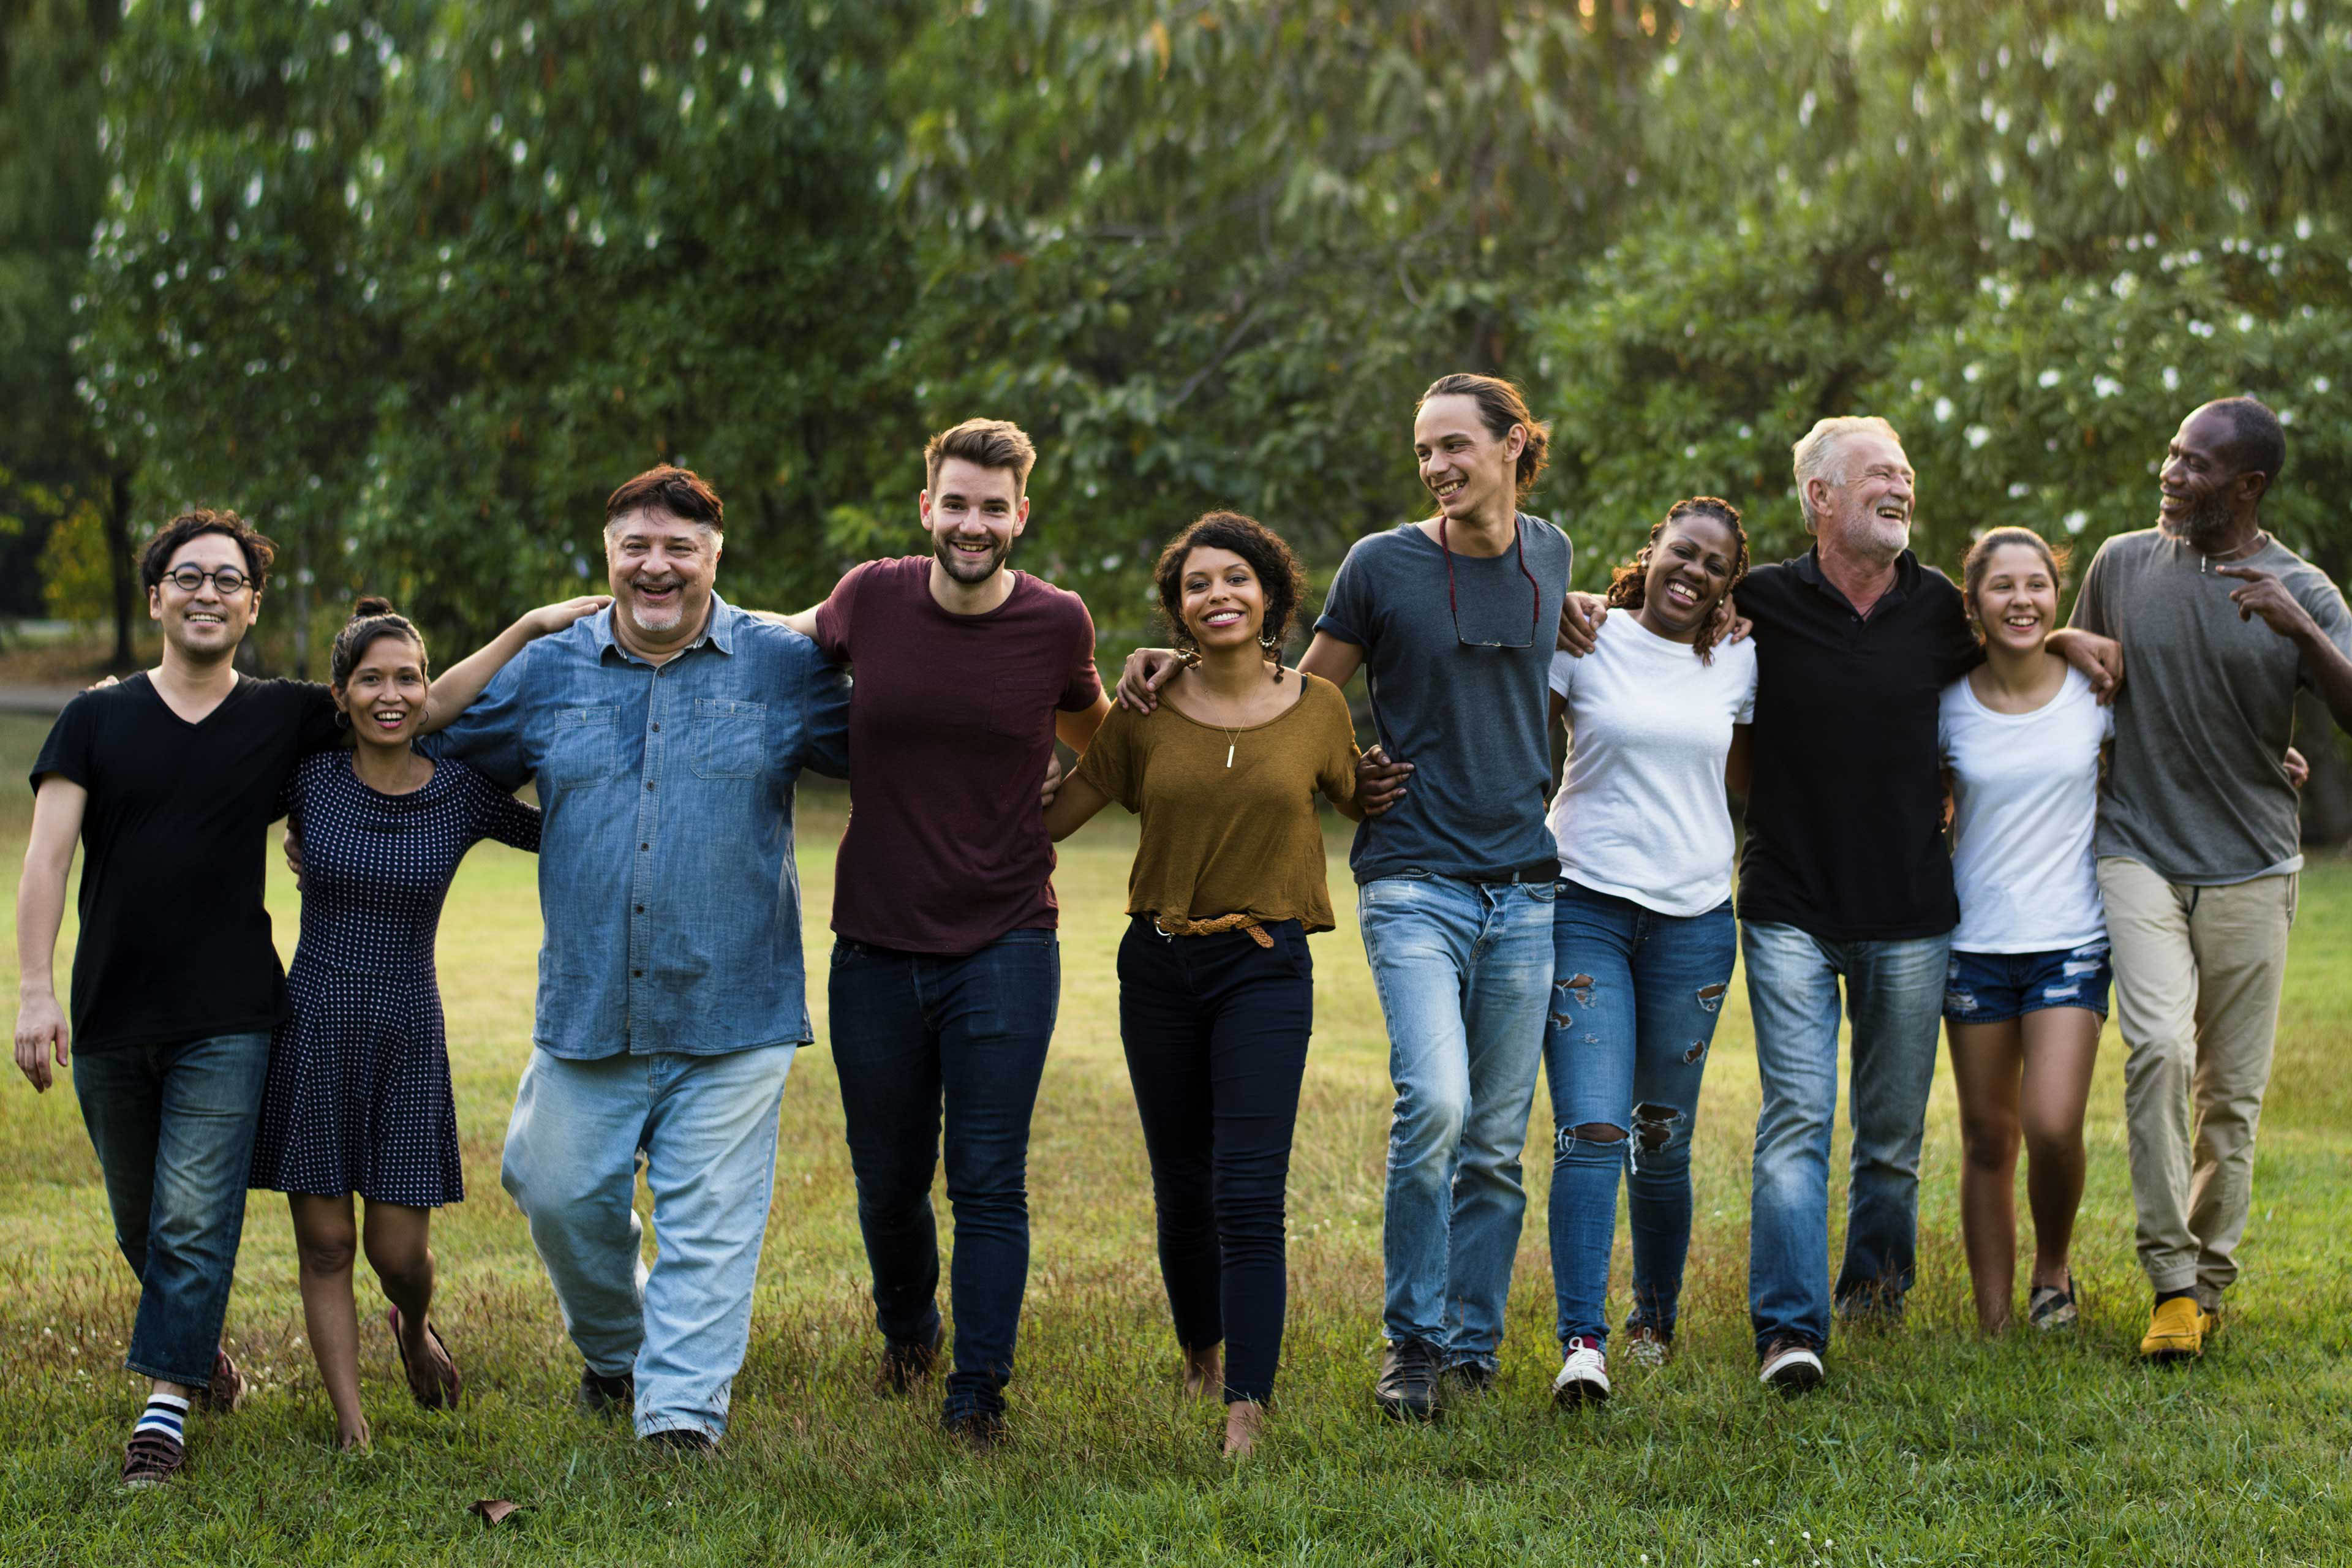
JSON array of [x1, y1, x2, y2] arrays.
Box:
[[814, 556, 1102, 952]]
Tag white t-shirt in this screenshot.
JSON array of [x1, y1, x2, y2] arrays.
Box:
[[1546, 616, 1758, 918], [1940, 664, 2114, 952]]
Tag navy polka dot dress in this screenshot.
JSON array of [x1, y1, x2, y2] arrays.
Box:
[[250, 751, 540, 1208]]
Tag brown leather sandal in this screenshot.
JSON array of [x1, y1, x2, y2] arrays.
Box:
[[387, 1305, 462, 1410]]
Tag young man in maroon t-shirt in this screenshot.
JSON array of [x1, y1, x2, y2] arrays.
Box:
[[784, 418, 1108, 1442]]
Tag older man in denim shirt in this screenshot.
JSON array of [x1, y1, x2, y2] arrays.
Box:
[[431, 466, 848, 1448]]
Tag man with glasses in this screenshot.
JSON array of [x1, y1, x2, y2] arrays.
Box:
[[1119, 372, 1580, 1419], [12, 510, 590, 1485]]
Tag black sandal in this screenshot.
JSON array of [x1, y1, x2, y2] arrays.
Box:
[[387, 1305, 463, 1409]]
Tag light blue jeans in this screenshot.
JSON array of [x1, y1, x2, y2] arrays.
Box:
[[1743, 921, 1950, 1356], [501, 1043, 796, 1441], [1360, 872, 1556, 1368]]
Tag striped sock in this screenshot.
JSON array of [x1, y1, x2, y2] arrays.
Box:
[[133, 1393, 190, 1445]]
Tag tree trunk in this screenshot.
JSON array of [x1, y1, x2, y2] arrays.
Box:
[[292, 521, 311, 680], [105, 465, 135, 670]]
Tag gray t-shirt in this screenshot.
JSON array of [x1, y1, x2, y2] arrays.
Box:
[[1316, 516, 1570, 885], [2070, 527, 2352, 884]]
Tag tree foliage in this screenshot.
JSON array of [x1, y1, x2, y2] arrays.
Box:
[[1538, 0, 2352, 586], [37, 0, 2352, 699]]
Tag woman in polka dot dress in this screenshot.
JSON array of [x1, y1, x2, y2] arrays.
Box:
[[252, 594, 601, 1451]]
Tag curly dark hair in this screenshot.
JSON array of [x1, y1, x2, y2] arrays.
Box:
[[1152, 511, 1308, 680], [330, 595, 429, 689], [1605, 496, 1750, 663], [138, 508, 277, 595]]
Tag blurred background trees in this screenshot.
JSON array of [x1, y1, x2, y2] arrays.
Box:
[[7, 0, 2351, 816]]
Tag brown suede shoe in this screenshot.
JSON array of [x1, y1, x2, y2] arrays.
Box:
[[121, 1430, 187, 1489]]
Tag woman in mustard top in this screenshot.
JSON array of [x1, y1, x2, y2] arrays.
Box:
[[1046, 511, 1362, 1457]]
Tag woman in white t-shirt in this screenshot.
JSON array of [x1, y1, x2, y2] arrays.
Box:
[[1542, 497, 1757, 1405], [1939, 527, 2114, 1336]]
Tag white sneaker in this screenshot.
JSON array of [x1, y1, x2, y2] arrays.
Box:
[[1758, 1337, 1823, 1395], [1550, 1336, 1611, 1406]]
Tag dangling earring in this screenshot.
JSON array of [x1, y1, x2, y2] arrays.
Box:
[[1174, 628, 1202, 668], [1261, 630, 1287, 682]]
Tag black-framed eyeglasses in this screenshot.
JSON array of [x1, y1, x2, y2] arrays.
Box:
[[162, 565, 252, 596], [1439, 514, 1540, 649]]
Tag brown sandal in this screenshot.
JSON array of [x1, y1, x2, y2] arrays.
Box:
[[387, 1305, 462, 1410]]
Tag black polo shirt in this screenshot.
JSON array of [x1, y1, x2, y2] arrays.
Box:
[[1736, 546, 1979, 941]]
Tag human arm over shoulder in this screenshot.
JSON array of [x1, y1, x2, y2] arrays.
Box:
[[419, 595, 610, 734]]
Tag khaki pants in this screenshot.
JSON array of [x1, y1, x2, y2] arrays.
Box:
[[2097, 857, 2296, 1303]]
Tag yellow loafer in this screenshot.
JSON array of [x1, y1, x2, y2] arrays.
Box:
[[2138, 1295, 2204, 1360]]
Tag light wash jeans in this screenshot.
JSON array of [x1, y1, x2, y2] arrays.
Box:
[[1743, 921, 1949, 1356], [1360, 872, 1556, 1368], [501, 1042, 796, 1441], [1544, 886, 1736, 1351]]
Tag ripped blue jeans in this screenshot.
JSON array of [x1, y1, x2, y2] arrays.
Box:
[[1543, 881, 1736, 1351]]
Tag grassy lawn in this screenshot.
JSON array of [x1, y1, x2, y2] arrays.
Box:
[[0, 709, 2346, 1564]]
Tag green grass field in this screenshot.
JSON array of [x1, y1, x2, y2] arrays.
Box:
[[0, 711, 2346, 1564]]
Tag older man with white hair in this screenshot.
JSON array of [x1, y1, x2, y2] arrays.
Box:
[[1733, 417, 2112, 1392]]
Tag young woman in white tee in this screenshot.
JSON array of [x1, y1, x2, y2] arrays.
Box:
[[1543, 497, 1757, 1404], [1939, 527, 2114, 1335]]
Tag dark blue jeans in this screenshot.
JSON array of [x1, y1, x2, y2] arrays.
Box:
[[1544, 886, 1736, 1349], [73, 1031, 273, 1389], [1117, 916, 1314, 1404], [829, 930, 1057, 1416]]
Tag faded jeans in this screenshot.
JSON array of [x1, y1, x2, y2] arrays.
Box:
[[1544, 886, 1736, 1351], [1360, 871, 1556, 1368], [500, 1042, 796, 1441], [74, 1031, 273, 1389], [1743, 921, 1950, 1355]]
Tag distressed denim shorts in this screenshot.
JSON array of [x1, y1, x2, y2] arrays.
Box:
[[1943, 941, 2111, 1025]]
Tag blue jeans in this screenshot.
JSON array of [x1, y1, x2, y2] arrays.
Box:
[[829, 930, 1058, 1419], [500, 1042, 797, 1441], [1743, 921, 1950, 1355], [1544, 886, 1735, 1351], [1117, 916, 1313, 1404], [1359, 872, 1556, 1366], [74, 1031, 273, 1389]]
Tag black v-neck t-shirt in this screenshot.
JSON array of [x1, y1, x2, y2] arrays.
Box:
[[31, 673, 341, 1054], [1736, 548, 1981, 941]]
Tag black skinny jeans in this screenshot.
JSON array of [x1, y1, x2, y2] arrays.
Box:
[[1117, 914, 1314, 1404]]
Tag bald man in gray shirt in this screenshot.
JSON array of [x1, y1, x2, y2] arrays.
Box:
[[2069, 396, 2352, 1362]]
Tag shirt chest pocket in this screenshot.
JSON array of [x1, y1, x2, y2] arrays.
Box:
[[693, 697, 769, 780], [545, 706, 621, 788]]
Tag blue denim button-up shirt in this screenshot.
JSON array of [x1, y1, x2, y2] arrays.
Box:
[[429, 595, 850, 1058]]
